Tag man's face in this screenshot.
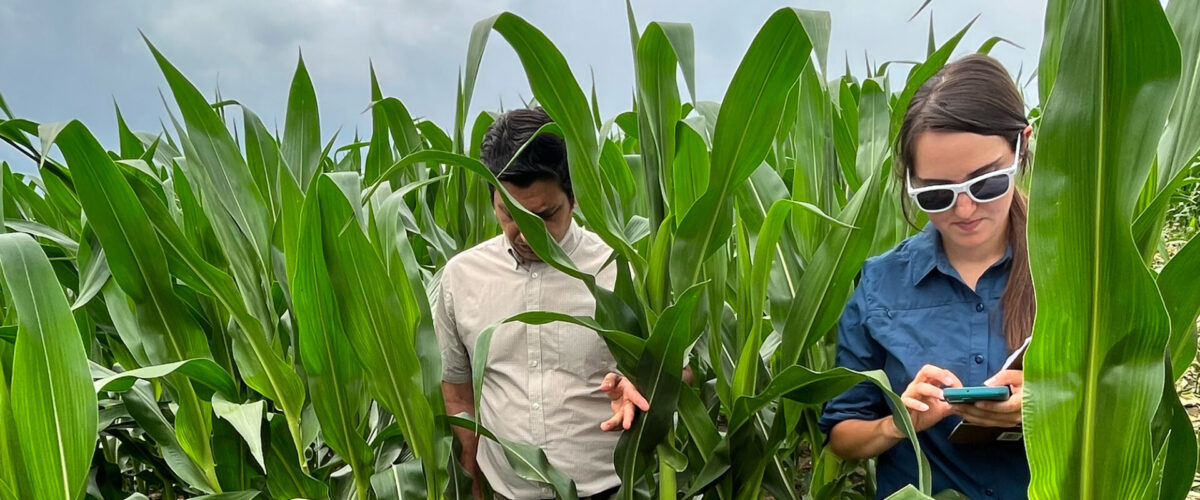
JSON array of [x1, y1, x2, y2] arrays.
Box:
[[492, 178, 574, 263]]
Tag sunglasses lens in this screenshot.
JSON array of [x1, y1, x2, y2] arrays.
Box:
[[915, 189, 955, 212], [969, 175, 1011, 201]]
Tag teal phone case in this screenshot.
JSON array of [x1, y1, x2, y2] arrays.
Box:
[[943, 386, 1011, 403]]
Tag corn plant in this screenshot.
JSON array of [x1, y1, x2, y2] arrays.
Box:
[[1024, 1, 1200, 499]]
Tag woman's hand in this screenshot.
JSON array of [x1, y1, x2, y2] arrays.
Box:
[[889, 364, 962, 437], [953, 369, 1023, 427]]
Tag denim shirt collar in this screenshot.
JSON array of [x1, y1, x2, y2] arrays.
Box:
[[907, 223, 1013, 287]]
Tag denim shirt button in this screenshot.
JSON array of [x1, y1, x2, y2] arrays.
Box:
[[976, 302, 985, 312], [974, 354, 984, 364], [985, 488, 995, 496]]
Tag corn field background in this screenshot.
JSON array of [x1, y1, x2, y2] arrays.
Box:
[[0, 0, 1198, 499]]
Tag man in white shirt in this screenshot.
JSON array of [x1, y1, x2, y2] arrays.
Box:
[[435, 108, 649, 500]]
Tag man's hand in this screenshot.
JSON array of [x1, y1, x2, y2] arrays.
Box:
[[599, 372, 650, 431], [953, 369, 1023, 427]]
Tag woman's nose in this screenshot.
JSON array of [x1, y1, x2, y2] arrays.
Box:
[[953, 192, 976, 217]]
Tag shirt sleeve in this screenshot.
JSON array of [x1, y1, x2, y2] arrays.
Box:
[[434, 268, 471, 384], [818, 279, 890, 435]]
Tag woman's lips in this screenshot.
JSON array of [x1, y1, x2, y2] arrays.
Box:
[[953, 218, 982, 231]]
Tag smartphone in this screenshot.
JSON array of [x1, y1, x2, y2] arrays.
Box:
[[943, 386, 1011, 404]]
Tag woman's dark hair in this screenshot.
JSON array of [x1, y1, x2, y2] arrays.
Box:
[[895, 54, 1033, 350], [480, 107, 573, 202]]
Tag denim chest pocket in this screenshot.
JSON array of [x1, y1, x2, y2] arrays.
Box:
[[865, 305, 974, 385]]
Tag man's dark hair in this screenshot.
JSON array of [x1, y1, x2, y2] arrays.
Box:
[[480, 108, 573, 202]]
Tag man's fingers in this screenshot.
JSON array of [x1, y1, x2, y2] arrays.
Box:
[[624, 383, 650, 411], [622, 401, 635, 430], [600, 372, 620, 392], [600, 411, 622, 432]]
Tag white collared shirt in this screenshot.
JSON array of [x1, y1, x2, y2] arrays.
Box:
[[434, 221, 620, 498]]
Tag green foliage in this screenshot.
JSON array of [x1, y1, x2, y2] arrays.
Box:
[[0, 1, 1198, 499]]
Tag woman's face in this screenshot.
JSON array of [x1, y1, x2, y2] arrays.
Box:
[[910, 131, 1018, 255]]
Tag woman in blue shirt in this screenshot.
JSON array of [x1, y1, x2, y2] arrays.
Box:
[[819, 54, 1034, 499]]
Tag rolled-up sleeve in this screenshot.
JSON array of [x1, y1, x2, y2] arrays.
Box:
[[819, 281, 889, 434], [434, 269, 471, 384]]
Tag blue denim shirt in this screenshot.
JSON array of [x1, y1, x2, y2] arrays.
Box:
[[818, 224, 1029, 499]]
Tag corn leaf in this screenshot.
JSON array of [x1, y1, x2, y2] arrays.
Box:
[[1024, 0, 1182, 498], [52, 121, 219, 484], [0, 233, 96, 500], [293, 175, 374, 494], [671, 8, 814, 290]]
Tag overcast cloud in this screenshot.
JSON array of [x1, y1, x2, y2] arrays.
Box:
[[0, 1, 1045, 173]]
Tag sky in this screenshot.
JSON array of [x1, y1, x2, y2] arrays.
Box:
[[0, 1, 1046, 174]]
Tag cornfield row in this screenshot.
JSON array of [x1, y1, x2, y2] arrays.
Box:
[[0, 0, 1198, 499]]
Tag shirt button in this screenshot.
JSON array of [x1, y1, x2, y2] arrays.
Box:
[[976, 303, 985, 312], [530, 360, 538, 368], [974, 355, 985, 364], [532, 402, 541, 410], [531, 272, 539, 279], [985, 489, 994, 496]]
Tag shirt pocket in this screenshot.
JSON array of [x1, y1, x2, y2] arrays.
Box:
[[559, 322, 614, 380], [867, 305, 973, 385]]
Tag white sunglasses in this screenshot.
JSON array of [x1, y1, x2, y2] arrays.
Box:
[[906, 135, 1022, 214]]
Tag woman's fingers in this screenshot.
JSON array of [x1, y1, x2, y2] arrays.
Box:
[[974, 398, 1021, 414], [954, 404, 1021, 427], [902, 396, 930, 412], [914, 364, 963, 388]]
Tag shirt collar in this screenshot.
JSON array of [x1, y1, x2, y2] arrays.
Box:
[[907, 223, 1013, 287], [504, 219, 583, 268]]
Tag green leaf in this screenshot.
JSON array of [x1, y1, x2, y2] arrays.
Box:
[[731, 366, 930, 493], [145, 37, 271, 276], [614, 284, 706, 499], [52, 120, 219, 483], [445, 414, 579, 500], [1024, 0, 1182, 497], [1157, 0, 1200, 187], [192, 492, 261, 500], [264, 415, 327, 500], [1131, 0, 1200, 256], [94, 359, 237, 402], [370, 462, 427, 500], [1158, 233, 1200, 379], [777, 168, 883, 366], [70, 245, 109, 311], [473, 13, 639, 267], [635, 21, 688, 228], [293, 174, 374, 494], [3, 219, 78, 255], [128, 159, 309, 470], [313, 173, 444, 495], [0, 305, 29, 500], [889, 18, 975, 141], [1038, 0, 1074, 104], [282, 52, 322, 191], [0, 234, 97, 500], [671, 8, 814, 290], [211, 394, 266, 472]]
